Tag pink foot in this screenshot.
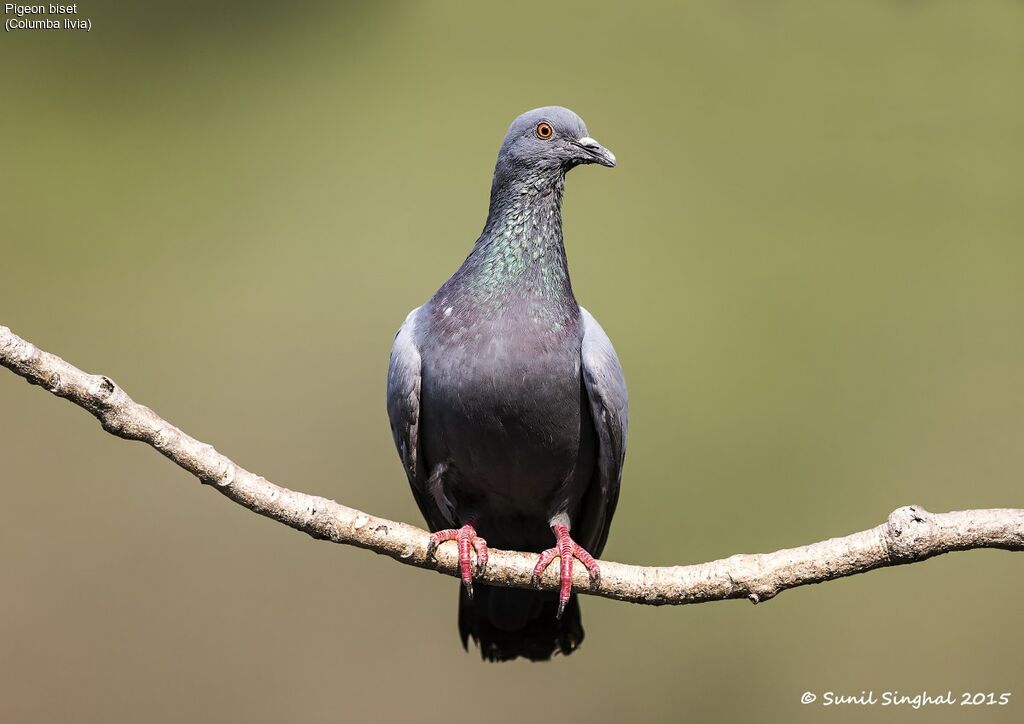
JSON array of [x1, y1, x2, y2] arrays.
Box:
[[532, 524, 601, 619], [426, 523, 489, 597]]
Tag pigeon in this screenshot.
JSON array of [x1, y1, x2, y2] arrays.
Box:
[[386, 106, 628, 662]]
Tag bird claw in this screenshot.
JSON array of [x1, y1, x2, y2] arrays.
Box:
[[532, 524, 600, 619], [427, 524, 488, 597]]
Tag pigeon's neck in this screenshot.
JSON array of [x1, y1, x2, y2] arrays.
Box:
[[460, 172, 574, 301]]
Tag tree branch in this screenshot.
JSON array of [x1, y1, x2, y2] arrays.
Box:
[[2, 324, 1021, 605]]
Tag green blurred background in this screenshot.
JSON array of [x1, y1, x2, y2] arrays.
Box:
[[2, 2, 1022, 722]]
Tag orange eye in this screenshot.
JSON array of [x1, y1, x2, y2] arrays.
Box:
[[536, 122, 554, 140]]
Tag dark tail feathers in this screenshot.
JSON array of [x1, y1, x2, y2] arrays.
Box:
[[458, 584, 584, 662]]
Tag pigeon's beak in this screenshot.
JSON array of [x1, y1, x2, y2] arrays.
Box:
[[576, 136, 617, 168]]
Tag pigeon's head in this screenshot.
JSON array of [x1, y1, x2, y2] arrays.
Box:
[[494, 107, 616, 182]]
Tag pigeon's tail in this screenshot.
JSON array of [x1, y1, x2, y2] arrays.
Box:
[[458, 584, 584, 662]]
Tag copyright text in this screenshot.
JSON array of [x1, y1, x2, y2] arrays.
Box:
[[800, 691, 1012, 709]]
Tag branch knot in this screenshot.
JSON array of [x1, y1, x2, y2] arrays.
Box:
[[885, 505, 936, 561]]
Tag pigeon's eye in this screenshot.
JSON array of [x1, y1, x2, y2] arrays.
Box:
[[535, 122, 554, 140]]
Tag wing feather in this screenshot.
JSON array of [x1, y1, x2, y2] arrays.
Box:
[[386, 306, 449, 532], [576, 307, 629, 556]]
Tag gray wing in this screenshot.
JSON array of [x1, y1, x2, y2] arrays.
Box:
[[385, 306, 449, 532], [576, 307, 629, 557]]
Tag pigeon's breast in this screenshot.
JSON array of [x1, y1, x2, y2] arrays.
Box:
[[418, 304, 592, 518]]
